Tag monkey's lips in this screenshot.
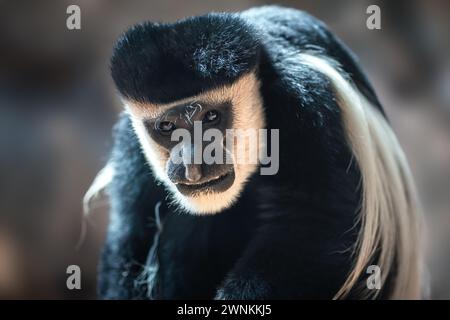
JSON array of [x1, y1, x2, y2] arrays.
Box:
[[175, 170, 235, 196]]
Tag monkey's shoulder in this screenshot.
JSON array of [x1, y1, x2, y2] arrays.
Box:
[[241, 6, 382, 114], [241, 6, 334, 52]]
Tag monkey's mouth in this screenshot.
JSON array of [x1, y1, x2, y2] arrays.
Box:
[[176, 170, 235, 196]]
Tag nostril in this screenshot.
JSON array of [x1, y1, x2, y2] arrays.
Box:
[[185, 164, 202, 182], [167, 161, 186, 184]]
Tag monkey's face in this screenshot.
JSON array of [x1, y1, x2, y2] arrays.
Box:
[[126, 72, 265, 214], [110, 14, 263, 213]]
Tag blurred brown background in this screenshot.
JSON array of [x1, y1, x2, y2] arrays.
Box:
[[0, 0, 449, 299]]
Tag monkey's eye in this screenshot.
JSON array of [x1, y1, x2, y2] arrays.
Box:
[[156, 121, 176, 134], [203, 110, 220, 124]]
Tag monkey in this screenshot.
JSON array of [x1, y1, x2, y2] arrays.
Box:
[[85, 5, 423, 299]]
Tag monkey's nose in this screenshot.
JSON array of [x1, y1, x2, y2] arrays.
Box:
[[185, 164, 202, 183]]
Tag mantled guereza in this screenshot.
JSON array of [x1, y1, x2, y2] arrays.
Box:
[[85, 6, 423, 299]]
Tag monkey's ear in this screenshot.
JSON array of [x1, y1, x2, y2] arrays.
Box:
[[110, 13, 261, 104]]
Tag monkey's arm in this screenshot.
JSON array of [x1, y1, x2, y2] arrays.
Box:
[[98, 113, 165, 299], [215, 210, 357, 299]]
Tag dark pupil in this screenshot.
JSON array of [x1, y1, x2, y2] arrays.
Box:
[[204, 110, 218, 122], [158, 121, 175, 132]]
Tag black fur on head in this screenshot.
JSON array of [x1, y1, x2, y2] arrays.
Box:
[[111, 13, 261, 104]]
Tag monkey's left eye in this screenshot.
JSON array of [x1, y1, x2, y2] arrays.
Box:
[[203, 110, 220, 124], [156, 121, 176, 134]]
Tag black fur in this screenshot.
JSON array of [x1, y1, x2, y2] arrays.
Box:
[[99, 6, 390, 299], [111, 13, 260, 104]]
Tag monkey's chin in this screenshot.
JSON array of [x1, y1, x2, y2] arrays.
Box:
[[171, 181, 242, 215]]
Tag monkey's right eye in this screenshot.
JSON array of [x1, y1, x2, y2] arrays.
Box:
[[156, 121, 176, 134]]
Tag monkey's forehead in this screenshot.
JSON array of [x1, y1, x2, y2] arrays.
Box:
[[124, 72, 260, 119], [111, 13, 261, 104]]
